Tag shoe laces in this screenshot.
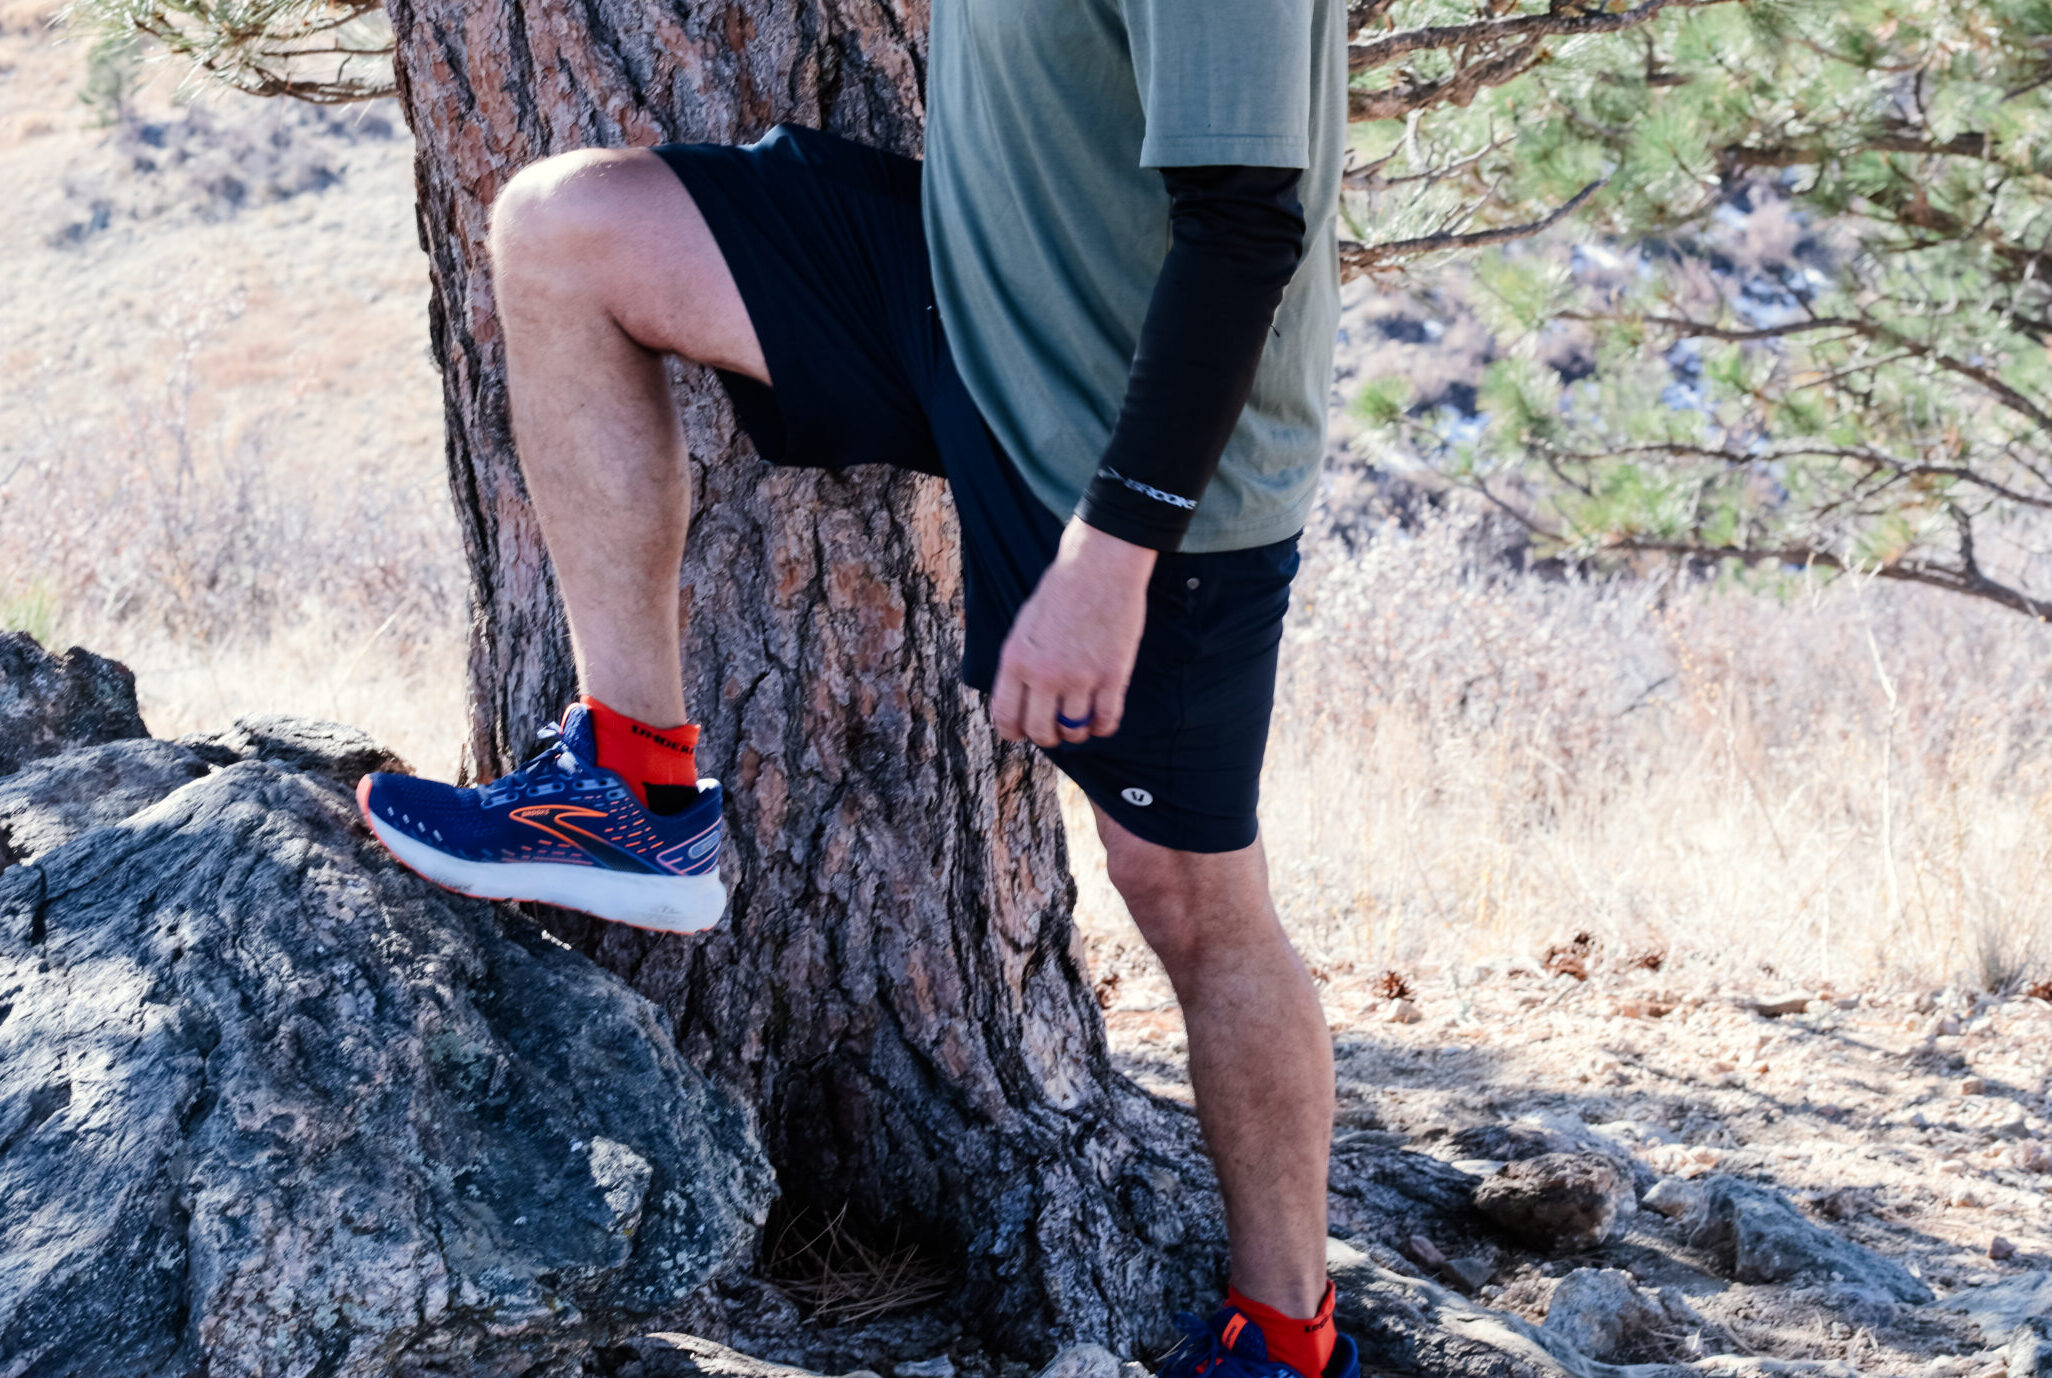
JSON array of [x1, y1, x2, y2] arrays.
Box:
[[1161, 1313, 1240, 1378], [512, 722, 584, 776]]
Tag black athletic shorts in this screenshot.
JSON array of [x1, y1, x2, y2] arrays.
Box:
[[653, 125, 1299, 854]]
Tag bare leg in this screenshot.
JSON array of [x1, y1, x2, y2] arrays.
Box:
[[1096, 807, 1334, 1315], [489, 148, 766, 726]]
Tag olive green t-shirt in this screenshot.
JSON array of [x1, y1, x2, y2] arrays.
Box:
[[923, 0, 1346, 553]]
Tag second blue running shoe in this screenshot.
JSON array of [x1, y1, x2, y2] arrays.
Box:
[[1156, 1306, 1360, 1378], [357, 702, 727, 932]]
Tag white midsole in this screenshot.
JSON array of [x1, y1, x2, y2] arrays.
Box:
[[366, 810, 728, 933]]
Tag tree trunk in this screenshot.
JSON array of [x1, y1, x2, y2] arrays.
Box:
[[382, 0, 1222, 1353]]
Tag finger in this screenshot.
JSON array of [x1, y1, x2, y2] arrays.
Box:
[[1055, 689, 1096, 745], [1091, 678, 1129, 739], [1021, 681, 1063, 750], [991, 657, 1028, 742]]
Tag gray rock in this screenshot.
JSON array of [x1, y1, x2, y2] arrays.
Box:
[[0, 718, 774, 1377], [1342, 1237, 1426, 1279], [1642, 1178, 1706, 1221], [896, 1359, 959, 1378], [1943, 1272, 2052, 1347], [1406, 1233, 1451, 1271], [0, 633, 148, 777], [1445, 1254, 1497, 1291], [1683, 1177, 1933, 1303], [0, 737, 213, 859], [1032, 1346, 1122, 1378], [1810, 1282, 1899, 1330], [1687, 1364, 1858, 1377], [1592, 1121, 1681, 1151], [1327, 1134, 1501, 1255], [620, 1334, 877, 1378], [1544, 1268, 1704, 1364], [2010, 1318, 2052, 1378], [1327, 1237, 1855, 1378], [1543, 1268, 1639, 1358], [1445, 1117, 1656, 1196], [1446, 1122, 1576, 1163], [1452, 1158, 1511, 1178], [177, 713, 411, 782], [1474, 1153, 1638, 1252]]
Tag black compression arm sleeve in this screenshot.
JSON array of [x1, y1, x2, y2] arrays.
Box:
[[1074, 164, 1308, 552]]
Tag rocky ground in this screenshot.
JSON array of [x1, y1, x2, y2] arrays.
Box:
[[1087, 934, 2052, 1376], [653, 945, 2052, 1378]]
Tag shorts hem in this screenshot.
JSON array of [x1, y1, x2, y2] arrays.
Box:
[[1056, 759, 1259, 855]]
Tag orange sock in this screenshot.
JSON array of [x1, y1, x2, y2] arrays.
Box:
[[581, 694, 700, 810], [1226, 1281, 1336, 1378]]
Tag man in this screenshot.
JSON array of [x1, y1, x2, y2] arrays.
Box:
[[358, 2, 1350, 1374]]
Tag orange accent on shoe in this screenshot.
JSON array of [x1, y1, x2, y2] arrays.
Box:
[[509, 803, 613, 850], [1221, 1315, 1247, 1350], [1225, 1281, 1337, 1378], [581, 694, 700, 807]]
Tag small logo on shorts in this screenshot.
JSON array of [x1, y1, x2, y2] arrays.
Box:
[[1122, 787, 1154, 807]]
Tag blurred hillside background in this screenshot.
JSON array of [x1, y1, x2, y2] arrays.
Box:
[[0, 0, 461, 773], [3, 0, 2051, 998]]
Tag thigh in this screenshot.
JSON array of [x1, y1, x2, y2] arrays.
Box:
[[652, 126, 946, 477], [495, 146, 767, 382]]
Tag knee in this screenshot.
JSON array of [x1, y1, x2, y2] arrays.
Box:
[[1104, 840, 1204, 974], [490, 148, 653, 288]]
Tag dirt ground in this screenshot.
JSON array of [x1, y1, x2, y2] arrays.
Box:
[[1088, 921, 2052, 1374]]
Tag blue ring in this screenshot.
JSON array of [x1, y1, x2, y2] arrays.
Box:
[[1056, 711, 1093, 730]]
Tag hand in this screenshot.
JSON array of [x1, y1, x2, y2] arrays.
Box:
[[992, 519, 1157, 747]]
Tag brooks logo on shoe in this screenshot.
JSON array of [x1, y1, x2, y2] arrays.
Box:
[[510, 804, 666, 874]]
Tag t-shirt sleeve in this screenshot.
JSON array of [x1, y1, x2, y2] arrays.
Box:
[[1119, 0, 1315, 170]]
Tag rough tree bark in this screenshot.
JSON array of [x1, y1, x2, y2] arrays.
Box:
[[382, 0, 1226, 1353]]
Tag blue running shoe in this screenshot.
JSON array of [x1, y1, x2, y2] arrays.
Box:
[[1156, 1306, 1359, 1378], [356, 702, 727, 932]]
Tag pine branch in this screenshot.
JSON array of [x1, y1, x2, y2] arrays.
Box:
[[1563, 310, 2052, 441], [1721, 131, 1999, 168], [1603, 537, 2052, 619], [1348, 0, 1735, 74], [1341, 178, 1605, 278], [1351, 35, 1548, 121], [1473, 483, 2052, 621], [1531, 440, 2052, 512], [66, 0, 394, 103]]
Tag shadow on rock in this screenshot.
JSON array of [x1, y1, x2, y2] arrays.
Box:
[[0, 635, 774, 1378]]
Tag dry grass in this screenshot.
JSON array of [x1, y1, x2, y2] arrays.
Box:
[[0, 20, 455, 766], [1069, 508, 2052, 994], [0, 291, 466, 776]]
